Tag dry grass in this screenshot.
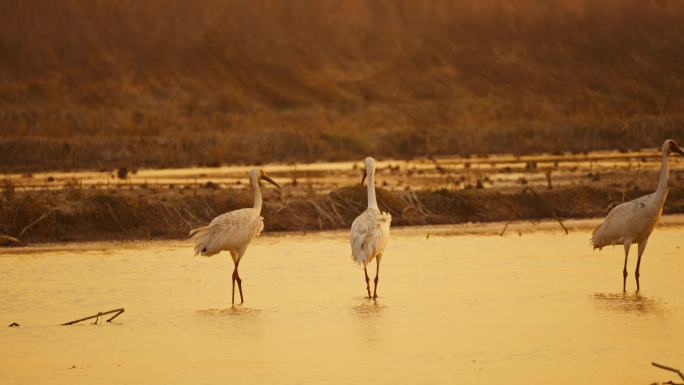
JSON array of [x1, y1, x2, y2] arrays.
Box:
[[1, 0, 684, 171], [3, 177, 684, 243]]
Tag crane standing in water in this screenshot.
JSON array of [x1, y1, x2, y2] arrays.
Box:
[[592, 139, 684, 291], [350, 157, 392, 299], [190, 168, 280, 305]]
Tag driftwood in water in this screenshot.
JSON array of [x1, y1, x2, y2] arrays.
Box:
[[61, 308, 125, 325], [652, 362, 684, 384]]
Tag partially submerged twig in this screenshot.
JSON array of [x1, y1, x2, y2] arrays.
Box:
[[61, 308, 125, 325], [499, 222, 509, 236], [652, 362, 684, 383]]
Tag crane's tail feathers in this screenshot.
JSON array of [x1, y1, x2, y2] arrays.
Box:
[[350, 235, 370, 265], [351, 253, 367, 265], [188, 227, 202, 238], [189, 224, 223, 257], [590, 223, 606, 250], [351, 231, 380, 266]]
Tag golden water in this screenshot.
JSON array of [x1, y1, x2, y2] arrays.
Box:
[[1, 222, 683, 384]]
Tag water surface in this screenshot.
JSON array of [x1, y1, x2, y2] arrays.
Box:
[[1, 223, 683, 384]]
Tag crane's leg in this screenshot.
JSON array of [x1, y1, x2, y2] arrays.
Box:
[[235, 259, 244, 304], [622, 243, 630, 292], [372, 255, 381, 299], [229, 250, 240, 305], [635, 240, 648, 292], [364, 266, 371, 299], [231, 265, 237, 305]]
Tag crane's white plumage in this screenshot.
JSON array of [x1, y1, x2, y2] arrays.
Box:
[[190, 207, 264, 257], [591, 193, 661, 250], [351, 208, 391, 265], [591, 139, 684, 291], [189, 168, 279, 304], [350, 157, 391, 298]]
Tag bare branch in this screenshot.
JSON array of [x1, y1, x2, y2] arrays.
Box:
[[61, 308, 125, 326], [652, 362, 684, 382], [18, 210, 54, 237]]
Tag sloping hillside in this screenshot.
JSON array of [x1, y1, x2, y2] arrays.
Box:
[[1, 0, 684, 170]]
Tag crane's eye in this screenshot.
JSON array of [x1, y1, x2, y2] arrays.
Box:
[[670, 141, 679, 151]]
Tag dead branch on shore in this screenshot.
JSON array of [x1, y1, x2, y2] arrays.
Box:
[[652, 362, 684, 384], [61, 308, 125, 325], [104, 203, 125, 231], [500, 186, 568, 236], [18, 209, 54, 237], [399, 190, 433, 216], [0, 234, 22, 247], [169, 204, 192, 229]]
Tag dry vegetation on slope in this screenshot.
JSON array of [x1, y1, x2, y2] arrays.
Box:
[[1, 0, 684, 171], [4, 181, 684, 243]]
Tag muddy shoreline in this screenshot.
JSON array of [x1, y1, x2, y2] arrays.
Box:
[[2, 183, 684, 245]]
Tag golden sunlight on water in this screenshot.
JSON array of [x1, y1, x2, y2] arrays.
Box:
[[1, 223, 683, 384]]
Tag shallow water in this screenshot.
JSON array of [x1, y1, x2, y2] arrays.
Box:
[[1, 223, 683, 384]]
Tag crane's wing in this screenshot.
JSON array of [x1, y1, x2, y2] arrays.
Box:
[[350, 208, 391, 265], [591, 193, 658, 249], [189, 208, 263, 257]]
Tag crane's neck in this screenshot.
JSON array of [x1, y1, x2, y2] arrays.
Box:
[[366, 167, 379, 210], [655, 151, 670, 207], [252, 177, 263, 213]]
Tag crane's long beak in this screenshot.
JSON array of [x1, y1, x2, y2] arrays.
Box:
[[360, 169, 367, 186], [672, 143, 684, 156], [261, 173, 281, 188]]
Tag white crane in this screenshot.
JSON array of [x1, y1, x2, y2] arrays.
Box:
[[350, 157, 392, 299], [592, 139, 684, 291], [189, 168, 280, 304]]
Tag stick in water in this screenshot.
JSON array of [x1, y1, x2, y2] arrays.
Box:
[[61, 308, 125, 325], [652, 362, 684, 382]]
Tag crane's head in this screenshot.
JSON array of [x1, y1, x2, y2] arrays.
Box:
[[665, 139, 684, 156], [249, 168, 280, 188], [360, 157, 376, 185]]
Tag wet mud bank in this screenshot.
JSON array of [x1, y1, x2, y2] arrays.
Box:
[[2, 185, 684, 244]]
